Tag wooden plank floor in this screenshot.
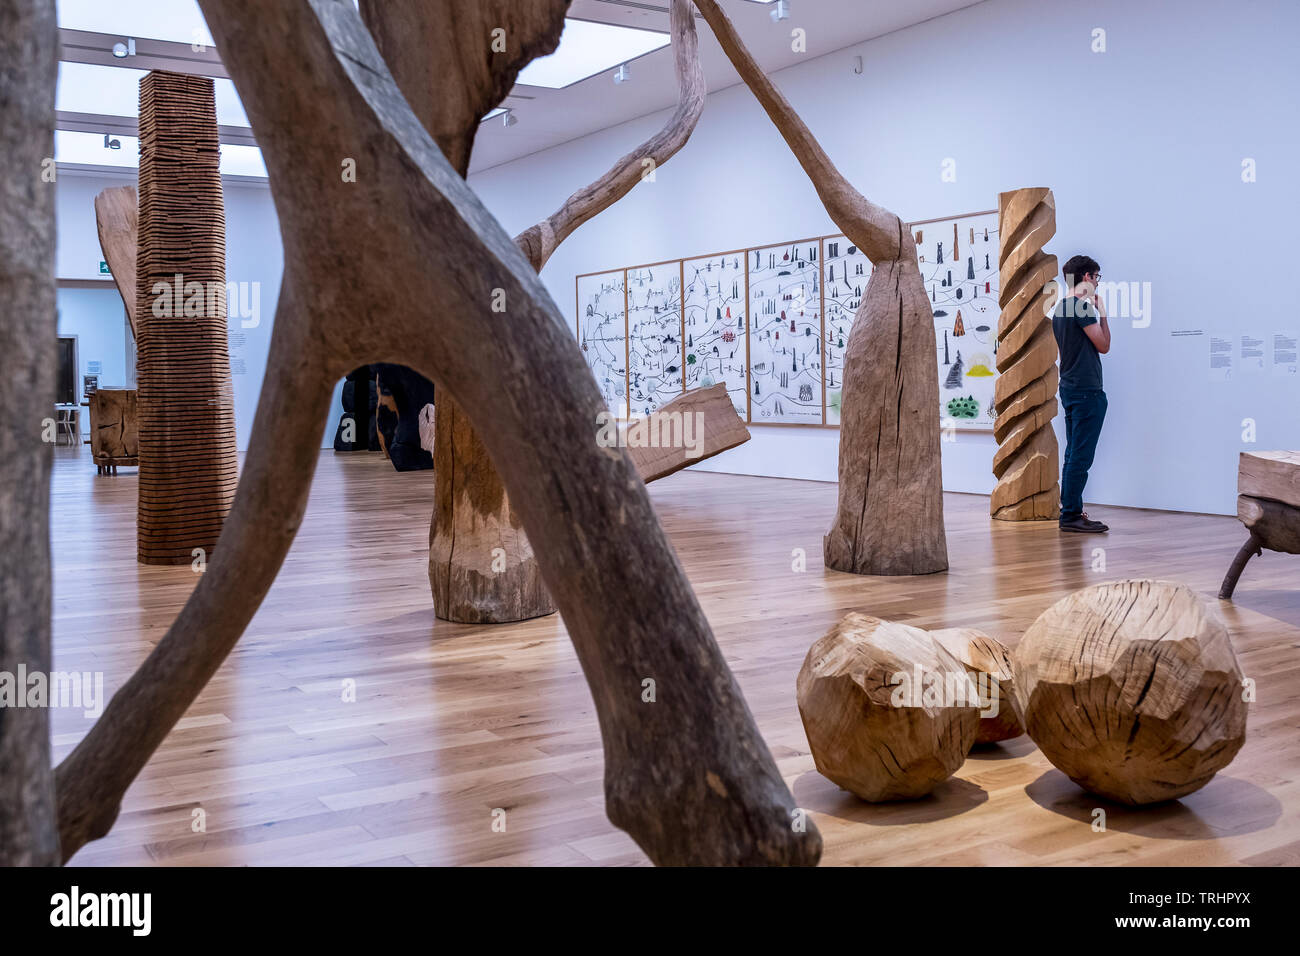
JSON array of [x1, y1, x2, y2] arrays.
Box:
[[49, 446, 1300, 866]]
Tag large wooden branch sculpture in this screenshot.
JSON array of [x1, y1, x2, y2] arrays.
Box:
[[0, 0, 59, 867], [93, 185, 138, 338], [514, 0, 706, 272], [49, 0, 820, 867], [692, 0, 946, 575]]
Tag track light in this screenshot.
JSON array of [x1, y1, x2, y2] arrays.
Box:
[[111, 37, 136, 58], [502, 109, 518, 128], [770, 0, 790, 22], [614, 63, 631, 84]]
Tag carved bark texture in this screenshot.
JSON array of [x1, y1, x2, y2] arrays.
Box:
[[797, 614, 979, 801], [135, 70, 238, 564], [514, 0, 706, 272], [991, 188, 1060, 520], [627, 383, 749, 484], [50, 0, 819, 867], [690, 0, 946, 575], [360, 0, 567, 623], [1012, 580, 1247, 805], [93, 185, 139, 337], [0, 0, 59, 866]]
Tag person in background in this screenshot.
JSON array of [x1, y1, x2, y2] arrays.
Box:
[[1053, 254, 1111, 533]]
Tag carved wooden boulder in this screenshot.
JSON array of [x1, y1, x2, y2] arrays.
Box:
[[797, 613, 980, 801], [1012, 580, 1248, 805], [932, 627, 1024, 745]]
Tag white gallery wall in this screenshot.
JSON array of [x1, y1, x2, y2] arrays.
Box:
[[52, 0, 1299, 515], [471, 0, 1300, 516]]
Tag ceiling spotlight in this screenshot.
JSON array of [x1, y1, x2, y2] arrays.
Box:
[[770, 0, 790, 22], [111, 38, 136, 58], [613, 63, 631, 85], [502, 109, 518, 128], [103, 134, 121, 150]]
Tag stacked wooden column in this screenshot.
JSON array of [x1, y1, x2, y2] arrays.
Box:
[[135, 70, 237, 564]]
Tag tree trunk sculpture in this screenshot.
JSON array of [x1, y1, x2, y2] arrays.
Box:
[[692, 0, 947, 575], [42, 0, 820, 867], [991, 187, 1060, 520], [134, 70, 238, 564], [93, 185, 139, 338], [0, 0, 59, 868]]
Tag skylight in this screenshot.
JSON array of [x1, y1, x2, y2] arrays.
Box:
[[57, 62, 250, 128], [515, 18, 670, 90], [55, 130, 267, 178]]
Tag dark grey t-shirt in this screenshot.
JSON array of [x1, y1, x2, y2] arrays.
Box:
[[1052, 296, 1103, 390]]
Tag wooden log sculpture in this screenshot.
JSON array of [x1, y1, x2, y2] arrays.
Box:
[[359, 0, 708, 623], [372, 362, 436, 471], [93, 185, 139, 338], [0, 0, 59, 867], [1220, 450, 1300, 598], [1012, 580, 1248, 804], [931, 627, 1024, 745], [40, 0, 819, 867], [625, 383, 749, 484], [797, 614, 980, 801], [134, 70, 238, 565], [991, 188, 1060, 520], [691, 0, 947, 576], [88, 388, 139, 474]]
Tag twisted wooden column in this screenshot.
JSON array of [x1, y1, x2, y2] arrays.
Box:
[[135, 71, 238, 563], [991, 187, 1060, 521]]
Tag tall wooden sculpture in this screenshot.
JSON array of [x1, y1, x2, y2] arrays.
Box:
[[692, 0, 946, 575], [361, 0, 706, 623], [134, 71, 238, 564], [93, 185, 139, 337], [991, 188, 1060, 520], [37, 0, 819, 867], [0, 0, 59, 867]]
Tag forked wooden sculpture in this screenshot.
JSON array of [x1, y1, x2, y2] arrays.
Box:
[[0, 0, 59, 867], [692, 0, 946, 575], [991, 188, 1060, 520], [134, 70, 238, 564], [797, 614, 980, 801], [1012, 580, 1247, 804], [361, 0, 706, 624], [27, 0, 819, 866], [93, 185, 139, 338], [1220, 450, 1300, 598]]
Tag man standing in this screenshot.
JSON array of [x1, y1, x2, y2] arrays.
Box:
[[1053, 255, 1111, 533]]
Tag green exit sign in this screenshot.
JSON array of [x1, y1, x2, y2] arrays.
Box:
[[99, 260, 110, 275]]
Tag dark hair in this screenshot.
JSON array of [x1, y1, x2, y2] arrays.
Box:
[[1062, 254, 1100, 287]]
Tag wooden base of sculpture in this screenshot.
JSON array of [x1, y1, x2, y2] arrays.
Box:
[[1012, 580, 1247, 804], [798, 614, 979, 801], [992, 188, 1060, 521], [1220, 450, 1300, 598]]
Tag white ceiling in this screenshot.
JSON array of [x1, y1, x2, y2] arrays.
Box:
[[469, 0, 989, 173]]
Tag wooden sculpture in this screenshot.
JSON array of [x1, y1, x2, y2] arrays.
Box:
[[797, 614, 980, 801], [1220, 450, 1300, 598], [0, 0, 59, 868], [1012, 580, 1247, 804], [626, 383, 749, 484], [931, 627, 1023, 745], [134, 70, 238, 564], [991, 188, 1060, 520], [361, 0, 706, 624], [88, 388, 139, 474], [692, 0, 946, 576], [93, 185, 139, 337], [37, 0, 819, 867]]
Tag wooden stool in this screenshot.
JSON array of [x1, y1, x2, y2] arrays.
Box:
[[1220, 451, 1300, 598]]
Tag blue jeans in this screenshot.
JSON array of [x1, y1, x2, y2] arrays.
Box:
[[1060, 387, 1107, 522]]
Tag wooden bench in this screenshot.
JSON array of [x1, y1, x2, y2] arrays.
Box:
[[1220, 450, 1300, 598]]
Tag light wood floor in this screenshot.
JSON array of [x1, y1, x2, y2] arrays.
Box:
[[49, 446, 1299, 866]]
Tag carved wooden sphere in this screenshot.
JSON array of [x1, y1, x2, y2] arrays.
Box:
[[1012, 580, 1248, 805], [932, 627, 1024, 744], [797, 613, 980, 801]]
